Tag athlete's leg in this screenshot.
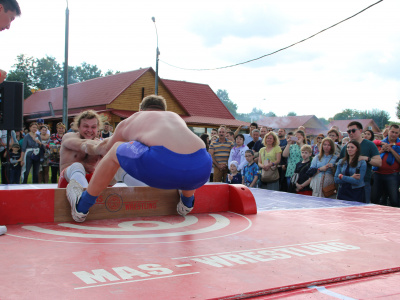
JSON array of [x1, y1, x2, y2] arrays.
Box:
[[65, 162, 89, 188], [87, 142, 123, 196], [114, 167, 148, 187], [67, 142, 122, 220]]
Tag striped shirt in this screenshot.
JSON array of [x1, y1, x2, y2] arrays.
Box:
[[210, 138, 234, 164]]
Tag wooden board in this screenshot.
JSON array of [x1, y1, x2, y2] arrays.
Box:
[[54, 187, 180, 222]]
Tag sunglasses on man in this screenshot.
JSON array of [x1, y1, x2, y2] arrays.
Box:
[[347, 129, 358, 134]]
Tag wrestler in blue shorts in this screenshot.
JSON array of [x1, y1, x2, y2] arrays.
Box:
[[116, 141, 212, 190]]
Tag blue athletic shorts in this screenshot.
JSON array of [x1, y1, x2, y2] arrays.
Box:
[[116, 141, 212, 190]]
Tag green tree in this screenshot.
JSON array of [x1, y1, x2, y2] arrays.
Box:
[[333, 108, 390, 130], [216, 89, 238, 117], [333, 109, 358, 120], [287, 112, 297, 116], [6, 54, 35, 98], [6, 54, 120, 99], [361, 109, 390, 129], [74, 62, 103, 82], [34, 56, 63, 90], [397, 100, 400, 119], [318, 117, 329, 126]]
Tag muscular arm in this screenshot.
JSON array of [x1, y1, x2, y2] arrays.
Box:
[[359, 154, 382, 167], [390, 147, 400, 164], [234, 125, 243, 137], [282, 144, 291, 158]]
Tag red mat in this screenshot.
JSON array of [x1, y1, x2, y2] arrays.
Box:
[[2, 204, 400, 299]]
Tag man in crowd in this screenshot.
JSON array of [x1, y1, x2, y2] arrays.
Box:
[[36, 118, 50, 135], [58, 110, 105, 189], [66, 95, 212, 222], [235, 123, 260, 146], [339, 121, 381, 203], [101, 121, 113, 139], [0, 130, 7, 184], [211, 128, 218, 137], [371, 124, 400, 207], [247, 129, 261, 150], [0, 0, 22, 236], [278, 131, 292, 192], [278, 128, 287, 148], [259, 127, 267, 140], [209, 126, 233, 182]]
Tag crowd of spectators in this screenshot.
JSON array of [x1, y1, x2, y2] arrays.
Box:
[[0, 118, 113, 185], [206, 121, 400, 207], [1, 118, 399, 208]]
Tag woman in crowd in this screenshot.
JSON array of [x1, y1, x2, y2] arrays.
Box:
[[200, 133, 210, 151], [309, 137, 338, 198], [228, 134, 248, 173], [10, 130, 24, 148], [312, 134, 324, 156], [208, 134, 219, 182], [20, 122, 42, 184], [49, 122, 65, 183], [39, 125, 51, 183], [258, 131, 281, 190], [334, 140, 367, 202], [283, 130, 306, 188], [364, 130, 374, 141], [327, 128, 342, 156]]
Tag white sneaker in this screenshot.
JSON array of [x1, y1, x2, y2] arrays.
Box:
[[0, 225, 7, 236], [177, 190, 195, 216], [66, 179, 88, 222]]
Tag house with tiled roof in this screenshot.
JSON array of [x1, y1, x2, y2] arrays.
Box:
[[23, 67, 247, 133], [328, 119, 380, 134], [258, 115, 328, 136]]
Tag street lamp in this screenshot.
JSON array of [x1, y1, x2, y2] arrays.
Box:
[[152, 17, 160, 95], [63, 0, 69, 129]]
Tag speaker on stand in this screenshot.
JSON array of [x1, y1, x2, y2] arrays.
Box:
[[0, 81, 24, 184]]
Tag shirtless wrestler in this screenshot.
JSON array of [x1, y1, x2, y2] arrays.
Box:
[[66, 95, 213, 222], [58, 110, 104, 189]]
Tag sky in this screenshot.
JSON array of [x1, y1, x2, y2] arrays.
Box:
[[2, 0, 400, 121]]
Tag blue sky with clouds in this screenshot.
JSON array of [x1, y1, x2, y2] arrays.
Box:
[[2, 0, 399, 122]]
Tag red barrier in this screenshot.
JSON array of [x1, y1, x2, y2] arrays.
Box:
[[0, 183, 257, 225]]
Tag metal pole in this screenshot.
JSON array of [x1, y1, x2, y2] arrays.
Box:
[[62, 2, 69, 128], [152, 17, 159, 95]]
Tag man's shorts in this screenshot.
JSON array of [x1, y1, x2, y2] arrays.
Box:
[[58, 169, 93, 188], [116, 141, 212, 190]]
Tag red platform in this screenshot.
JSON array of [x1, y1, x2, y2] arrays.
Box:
[[1, 185, 400, 299]]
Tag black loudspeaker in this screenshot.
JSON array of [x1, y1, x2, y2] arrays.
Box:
[[0, 81, 24, 130]]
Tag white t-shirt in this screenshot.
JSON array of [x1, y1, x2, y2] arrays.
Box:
[[0, 130, 7, 152]]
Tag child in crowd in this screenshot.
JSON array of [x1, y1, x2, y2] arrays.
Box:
[[242, 150, 260, 187], [293, 145, 313, 195], [341, 137, 350, 146], [226, 161, 242, 184], [9, 143, 22, 184]]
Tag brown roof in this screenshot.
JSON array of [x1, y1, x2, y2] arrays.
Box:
[[23, 68, 151, 115], [181, 116, 248, 127], [161, 79, 235, 119], [328, 119, 380, 132], [23, 68, 243, 127], [258, 115, 321, 129]]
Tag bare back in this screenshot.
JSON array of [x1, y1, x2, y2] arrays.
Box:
[[60, 132, 102, 173], [112, 111, 205, 154]]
